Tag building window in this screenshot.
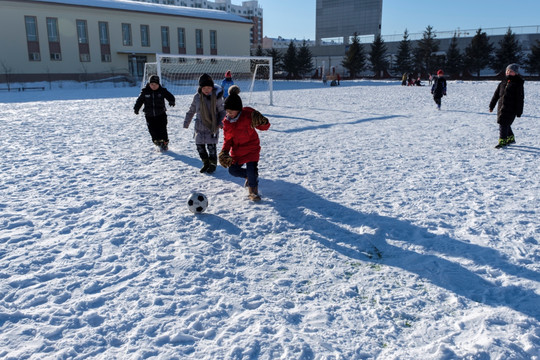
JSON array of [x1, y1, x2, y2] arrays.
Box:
[[76, 19, 90, 62], [76, 20, 88, 44], [161, 26, 170, 53], [25, 16, 38, 42], [24, 16, 41, 61], [99, 21, 111, 62], [46, 17, 61, 61], [122, 23, 132, 46], [210, 30, 217, 55], [195, 29, 203, 55], [140, 25, 150, 47], [99, 22, 109, 45], [177, 27, 186, 54]]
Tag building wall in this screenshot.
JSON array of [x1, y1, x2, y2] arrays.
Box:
[[0, 0, 251, 83], [316, 0, 382, 45]]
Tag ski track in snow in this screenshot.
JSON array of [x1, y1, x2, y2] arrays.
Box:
[[0, 80, 539, 359]]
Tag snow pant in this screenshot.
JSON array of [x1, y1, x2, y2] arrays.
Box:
[[196, 144, 217, 164], [498, 114, 516, 139], [433, 96, 442, 107], [146, 113, 168, 143], [228, 161, 259, 188]]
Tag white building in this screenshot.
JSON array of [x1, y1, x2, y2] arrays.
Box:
[[0, 0, 252, 83], [131, 0, 263, 48]]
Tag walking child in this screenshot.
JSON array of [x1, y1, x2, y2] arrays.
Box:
[[218, 85, 271, 201], [489, 63, 524, 148], [184, 73, 226, 173], [134, 75, 175, 151], [221, 70, 234, 98], [431, 69, 447, 110]]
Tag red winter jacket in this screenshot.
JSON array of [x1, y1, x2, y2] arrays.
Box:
[[221, 107, 270, 165]]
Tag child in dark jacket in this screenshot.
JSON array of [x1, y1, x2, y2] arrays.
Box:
[[431, 69, 447, 110], [134, 75, 175, 151], [489, 63, 525, 148], [218, 85, 271, 201]]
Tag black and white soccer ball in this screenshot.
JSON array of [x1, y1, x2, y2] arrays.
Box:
[[187, 192, 208, 214]]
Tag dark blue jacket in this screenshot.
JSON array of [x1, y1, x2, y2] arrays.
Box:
[[134, 85, 175, 117]]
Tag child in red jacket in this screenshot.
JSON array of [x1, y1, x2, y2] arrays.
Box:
[[218, 85, 270, 201]]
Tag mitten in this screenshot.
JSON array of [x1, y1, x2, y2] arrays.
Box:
[[219, 151, 233, 168], [251, 110, 269, 127], [169, 102, 175, 107], [134, 109, 139, 115]]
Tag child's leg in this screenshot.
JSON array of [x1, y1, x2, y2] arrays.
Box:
[[245, 162, 259, 188], [228, 163, 247, 179], [156, 114, 168, 143], [206, 144, 217, 173], [196, 144, 210, 172]]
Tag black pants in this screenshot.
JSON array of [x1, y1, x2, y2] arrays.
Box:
[[196, 144, 217, 163], [498, 115, 516, 139], [146, 113, 168, 143]]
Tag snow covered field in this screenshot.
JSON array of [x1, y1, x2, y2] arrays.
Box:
[[1, 79, 539, 359]]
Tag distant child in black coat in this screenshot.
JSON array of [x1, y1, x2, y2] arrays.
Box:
[[134, 75, 176, 151], [431, 69, 447, 110], [489, 64, 524, 148]]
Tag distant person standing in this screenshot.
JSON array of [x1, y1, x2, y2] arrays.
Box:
[[221, 70, 234, 98], [489, 64, 524, 148], [431, 69, 447, 110]]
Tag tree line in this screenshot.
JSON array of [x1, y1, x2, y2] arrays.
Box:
[[255, 27, 540, 79]]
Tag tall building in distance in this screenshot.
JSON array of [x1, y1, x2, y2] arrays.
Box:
[[316, 0, 382, 45], [131, 0, 263, 48]]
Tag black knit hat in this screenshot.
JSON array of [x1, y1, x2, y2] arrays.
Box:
[[148, 75, 160, 84], [198, 73, 214, 88], [224, 85, 243, 111]]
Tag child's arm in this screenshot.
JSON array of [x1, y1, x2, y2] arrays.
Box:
[[134, 92, 144, 114], [164, 89, 175, 107], [184, 95, 197, 128], [251, 110, 270, 130]]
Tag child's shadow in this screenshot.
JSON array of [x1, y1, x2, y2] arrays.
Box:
[[262, 178, 540, 320], [162, 150, 201, 168]]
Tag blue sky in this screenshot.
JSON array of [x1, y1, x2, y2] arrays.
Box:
[[257, 0, 540, 40]]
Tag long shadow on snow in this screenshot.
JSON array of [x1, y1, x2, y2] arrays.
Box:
[[271, 115, 407, 134], [262, 178, 540, 320]]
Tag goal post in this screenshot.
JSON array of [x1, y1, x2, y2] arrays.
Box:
[[142, 54, 273, 106]]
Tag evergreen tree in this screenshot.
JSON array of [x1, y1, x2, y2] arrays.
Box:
[[282, 41, 298, 79], [491, 27, 523, 74], [395, 29, 413, 74], [525, 40, 540, 75], [265, 48, 283, 74], [464, 28, 494, 78], [254, 45, 264, 57], [445, 34, 463, 77], [342, 33, 365, 79], [369, 34, 389, 77], [297, 40, 314, 78], [413, 25, 440, 73]]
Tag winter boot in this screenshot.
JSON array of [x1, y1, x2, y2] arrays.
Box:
[[160, 140, 169, 151], [506, 135, 515, 144], [200, 158, 211, 173], [495, 138, 508, 148], [248, 186, 261, 201], [207, 158, 217, 173]]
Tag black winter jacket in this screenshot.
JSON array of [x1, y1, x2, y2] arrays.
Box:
[[134, 85, 176, 118], [431, 76, 447, 98], [489, 75, 524, 124]]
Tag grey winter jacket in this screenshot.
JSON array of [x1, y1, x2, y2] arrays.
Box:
[[184, 85, 226, 144]]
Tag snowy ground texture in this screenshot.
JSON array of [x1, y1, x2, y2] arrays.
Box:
[[1, 79, 539, 359]]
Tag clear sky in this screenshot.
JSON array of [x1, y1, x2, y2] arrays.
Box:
[[257, 0, 540, 40]]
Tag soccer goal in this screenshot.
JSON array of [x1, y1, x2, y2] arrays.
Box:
[[142, 54, 273, 106]]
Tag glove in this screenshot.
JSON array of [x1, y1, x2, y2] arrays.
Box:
[[218, 151, 233, 168], [251, 110, 269, 127], [134, 109, 139, 115], [443, 91, 447, 96], [169, 103, 175, 107]]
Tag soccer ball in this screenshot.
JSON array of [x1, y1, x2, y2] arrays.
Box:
[[187, 192, 208, 214]]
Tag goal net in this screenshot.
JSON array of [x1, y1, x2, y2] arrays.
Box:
[[142, 54, 273, 107]]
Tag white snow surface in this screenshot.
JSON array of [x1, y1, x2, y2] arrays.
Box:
[[1, 80, 539, 359]]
